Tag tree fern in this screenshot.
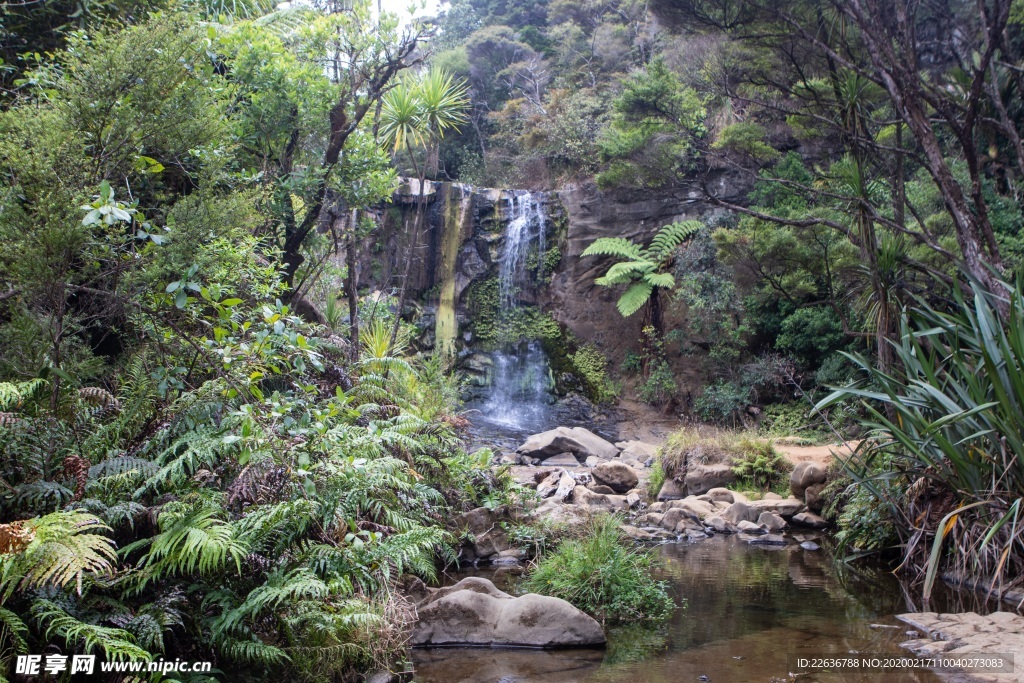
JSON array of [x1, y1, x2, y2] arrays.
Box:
[[582, 221, 702, 322], [617, 282, 655, 317]]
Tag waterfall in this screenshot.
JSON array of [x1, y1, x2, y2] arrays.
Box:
[[476, 191, 555, 436], [498, 192, 548, 311]]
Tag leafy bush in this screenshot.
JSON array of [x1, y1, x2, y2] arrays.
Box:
[[638, 359, 677, 406], [570, 343, 618, 404], [694, 380, 748, 423], [522, 515, 674, 624], [646, 460, 667, 499], [730, 439, 792, 491]]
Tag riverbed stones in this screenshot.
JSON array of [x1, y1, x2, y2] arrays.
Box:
[[413, 577, 606, 648], [706, 487, 738, 504], [792, 511, 828, 529], [588, 483, 616, 495], [591, 461, 639, 493], [638, 512, 664, 527], [748, 533, 788, 546], [897, 611, 1024, 679], [757, 512, 788, 532], [803, 482, 827, 512], [669, 497, 716, 519], [659, 507, 694, 531], [615, 440, 658, 461], [517, 426, 620, 462], [684, 463, 736, 496], [704, 515, 737, 533], [737, 520, 766, 534], [721, 500, 758, 524], [790, 461, 827, 499], [656, 479, 687, 501], [455, 507, 510, 562], [747, 497, 806, 518], [569, 485, 630, 512], [542, 452, 581, 468]]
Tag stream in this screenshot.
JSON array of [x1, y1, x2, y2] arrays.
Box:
[[410, 533, 998, 683]]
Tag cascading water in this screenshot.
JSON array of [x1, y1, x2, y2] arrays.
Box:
[[475, 192, 555, 437]]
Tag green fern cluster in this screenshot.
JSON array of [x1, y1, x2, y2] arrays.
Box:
[[582, 220, 701, 316]]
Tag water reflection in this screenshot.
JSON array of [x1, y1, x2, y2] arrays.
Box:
[[412, 536, 952, 683]]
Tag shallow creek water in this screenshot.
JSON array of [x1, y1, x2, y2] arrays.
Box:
[[409, 534, 989, 683]]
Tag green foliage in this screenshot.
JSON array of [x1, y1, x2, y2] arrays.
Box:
[[712, 121, 778, 162], [0, 512, 116, 598], [568, 344, 618, 404], [597, 59, 707, 188], [694, 380, 748, 424], [776, 307, 848, 368], [637, 359, 678, 406], [522, 515, 674, 624], [819, 276, 1024, 596], [729, 440, 791, 491], [582, 221, 701, 317], [646, 460, 666, 500]]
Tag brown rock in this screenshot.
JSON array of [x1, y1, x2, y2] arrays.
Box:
[[591, 461, 639, 493]]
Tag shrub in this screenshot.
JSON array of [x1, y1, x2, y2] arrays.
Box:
[[646, 460, 666, 499], [637, 358, 677, 406], [730, 439, 792, 491], [522, 515, 674, 624], [693, 380, 749, 423], [569, 343, 618, 404]]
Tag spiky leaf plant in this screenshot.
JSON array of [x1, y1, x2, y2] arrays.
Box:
[[819, 276, 1024, 601]]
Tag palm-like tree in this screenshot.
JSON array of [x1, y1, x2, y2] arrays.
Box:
[[378, 69, 469, 352], [581, 220, 701, 331]]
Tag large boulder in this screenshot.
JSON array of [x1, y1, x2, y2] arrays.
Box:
[[804, 482, 827, 512], [666, 497, 716, 520], [792, 511, 828, 529], [413, 577, 606, 648], [684, 464, 736, 496], [615, 440, 658, 461], [656, 479, 687, 501], [748, 497, 806, 518], [790, 461, 828, 499], [720, 501, 758, 525], [591, 461, 639, 493], [518, 427, 620, 462], [569, 485, 631, 512], [454, 507, 511, 561]]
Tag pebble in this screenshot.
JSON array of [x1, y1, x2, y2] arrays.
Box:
[[800, 541, 820, 550]]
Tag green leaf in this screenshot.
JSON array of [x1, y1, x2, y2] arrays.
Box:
[[617, 282, 653, 317]]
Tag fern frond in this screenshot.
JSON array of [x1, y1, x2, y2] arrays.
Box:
[[644, 272, 675, 288], [125, 497, 248, 590], [31, 599, 151, 662], [645, 220, 701, 260], [616, 282, 654, 317], [0, 379, 47, 412], [0, 511, 116, 598], [595, 260, 653, 285], [581, 237, 644, 260]]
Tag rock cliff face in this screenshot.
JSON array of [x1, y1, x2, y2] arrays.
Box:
[[546, 172, 749, 363], [366, 170, 750, 366]]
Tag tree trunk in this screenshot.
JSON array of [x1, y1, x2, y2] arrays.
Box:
[[346, 208, 360, 363]]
